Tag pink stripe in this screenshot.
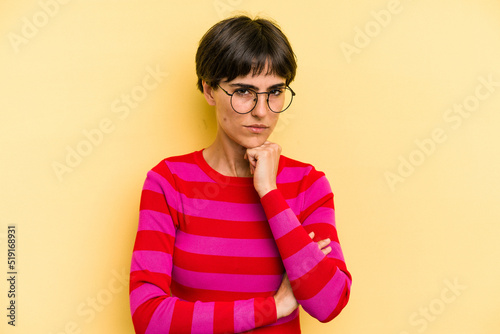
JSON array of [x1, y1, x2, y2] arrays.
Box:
[[302, 207, 335, 226], [191, 301, 215, 334], [142, 171, 182, 212], [268, 209, 299, 239], [131, 250, 172, 275], [172, 266, 281, 293], [277, 166, 312, 183], [130, 283, 166, 316], [282, 242, 325, 281], [302, 176, 331, 210], [166, 161, 216, 183], [138, 210, 175, 236], [285, 195, 302, 216], [328, 242, 345, 262], [183, 199, 266, 221], [297, 268, 348, 322], [174, 231, 280, 257], [145, 298, 177, 334], [234, 299, 255, 332], [143, 170, 169, 193]]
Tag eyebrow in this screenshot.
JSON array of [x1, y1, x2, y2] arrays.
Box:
[[228, 82, 286, 90]]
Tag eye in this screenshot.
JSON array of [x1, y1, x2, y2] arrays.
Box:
[[234, 89, 252, 96], [269, 88, 284, 96]]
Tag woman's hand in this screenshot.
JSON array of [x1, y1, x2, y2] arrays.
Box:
[[274, 232, 332, 319], [273, 273, 298, 319], [244, 141, 281, 197], [308, 231, 332, 255]]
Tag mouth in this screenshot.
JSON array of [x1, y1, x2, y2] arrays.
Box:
[[244, 124, 269, 134]]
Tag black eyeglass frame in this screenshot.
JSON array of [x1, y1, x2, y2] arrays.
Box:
[[217, 85, 296, 114]]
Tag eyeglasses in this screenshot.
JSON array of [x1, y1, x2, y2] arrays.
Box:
[[217, 85, 295, 114]]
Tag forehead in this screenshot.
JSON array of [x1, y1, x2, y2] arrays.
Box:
[[226, 72, 286, 90]]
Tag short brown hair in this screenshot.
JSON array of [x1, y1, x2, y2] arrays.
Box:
[[195, 15, 297, 92]]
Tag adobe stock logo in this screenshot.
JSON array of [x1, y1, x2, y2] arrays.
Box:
[[340, 0, 407, 64], [213, 0, 244, 19], [47, 267, 129, 334], [7, 0, 73, 54], [385, 73, 499, 192], [398, 278, 467, 334]]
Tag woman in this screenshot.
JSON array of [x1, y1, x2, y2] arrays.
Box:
[[129, 15, 351, 333]]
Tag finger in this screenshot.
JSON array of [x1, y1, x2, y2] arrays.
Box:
[[308, 231, 315, 239], [247, 159, 256, 171], [247, 152, 257, 167], [321, 246, 332, 256], [317, 238, 331, 249]]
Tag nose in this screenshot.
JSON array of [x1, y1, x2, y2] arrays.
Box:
[[250, 93, 270, 118]]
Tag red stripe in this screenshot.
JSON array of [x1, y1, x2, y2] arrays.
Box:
[[167, 153, 196, 163], [133, 230, 173, 252], [275, 227, 311, 260], [253, 297, 277, 328], [172, 177, 261, 204], [280, 155, 309, 168], [145, 160, 178, 192], [301, 169, 324, 189], [151, 159, 175, 180], [277, 179, 302, 199], [142, 199, 184, 231], [303, 222, 339, 243], [290, 257, 335, 300], [130, 270, 171, 294], [250, 313, 300, 334], [140, 190, 170, 213], [129, 281, 145, 294], [132, 296, 166, 334], [213, 301, 234, 333], [170, 300, 194, 333], [173, 248, 284, 275], [300, 193, 333, 221], [170, 280, 273, 302], [334, 259, 351, 280], [260, 190, 289, 219], [183, 215, 273, 239]]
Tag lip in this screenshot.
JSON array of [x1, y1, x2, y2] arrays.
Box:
[[244, 124, 269, 133]]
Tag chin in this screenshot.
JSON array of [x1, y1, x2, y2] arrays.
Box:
[[240, 137, 268, 149]]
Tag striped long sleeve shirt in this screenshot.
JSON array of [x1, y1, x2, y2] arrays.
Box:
[[129, 150, 351, 333]]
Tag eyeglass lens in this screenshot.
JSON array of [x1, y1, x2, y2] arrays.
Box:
[[231, 88, 293, 114]]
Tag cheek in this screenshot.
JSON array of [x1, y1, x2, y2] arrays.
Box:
[[218, 114, 235, 131], [270, 115, 280, 127]]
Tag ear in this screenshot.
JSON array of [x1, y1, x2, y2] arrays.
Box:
[[202, 81, 216, 106]]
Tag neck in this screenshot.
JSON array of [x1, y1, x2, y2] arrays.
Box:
[[203, 134, 252, 178]]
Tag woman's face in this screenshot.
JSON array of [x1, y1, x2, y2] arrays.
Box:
[[204, 71, 285, 150]]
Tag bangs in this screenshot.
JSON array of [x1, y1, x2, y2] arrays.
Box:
[[219, 29, 294, 83]]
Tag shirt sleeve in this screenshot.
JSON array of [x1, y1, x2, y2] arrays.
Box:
[[260, 168, 351, 323], [129, 164, 277, 334]]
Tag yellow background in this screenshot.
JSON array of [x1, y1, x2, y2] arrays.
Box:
[[1, 0, 500, 333]]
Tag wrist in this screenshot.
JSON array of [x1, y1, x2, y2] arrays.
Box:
[[257, 185, 277, 198], [273, 295, 282, 319]]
